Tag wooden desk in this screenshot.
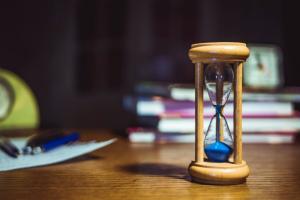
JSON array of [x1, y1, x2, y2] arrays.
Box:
[[1, 130, 300, 200]]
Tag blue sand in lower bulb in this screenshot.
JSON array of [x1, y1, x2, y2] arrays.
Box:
[[204, 141, 233, 162]]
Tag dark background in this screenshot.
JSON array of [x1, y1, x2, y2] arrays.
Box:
[[0, 0, 299, 130]]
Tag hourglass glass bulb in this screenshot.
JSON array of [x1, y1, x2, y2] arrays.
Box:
[[204, 62, 234, 162], [205, 63, 234, 106]]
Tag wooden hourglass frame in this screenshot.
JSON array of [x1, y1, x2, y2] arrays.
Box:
[[188, 42, 250, 185]]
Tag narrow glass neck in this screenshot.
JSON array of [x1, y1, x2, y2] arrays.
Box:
[[214, 104, 223, 115]]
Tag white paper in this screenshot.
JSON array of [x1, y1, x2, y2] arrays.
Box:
[[0, 137, 117, 172]]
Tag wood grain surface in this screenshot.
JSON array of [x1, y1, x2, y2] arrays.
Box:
[[195, 62, 204, 162], [0, 130, 300, 200], [233, 62, 243, 164]]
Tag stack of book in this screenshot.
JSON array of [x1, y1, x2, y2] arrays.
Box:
[[124, 82, 300, 144]]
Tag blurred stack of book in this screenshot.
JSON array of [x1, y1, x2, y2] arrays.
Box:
[[124, 82, 300, 144]]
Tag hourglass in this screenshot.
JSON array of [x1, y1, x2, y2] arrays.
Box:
[[188, 42, 250, 185]]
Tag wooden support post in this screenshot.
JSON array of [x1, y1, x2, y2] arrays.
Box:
[[195, 63, 204, 163], [233, 63, 243, 164]]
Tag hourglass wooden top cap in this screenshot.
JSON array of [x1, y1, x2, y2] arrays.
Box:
[[189, 42, 250, 63]]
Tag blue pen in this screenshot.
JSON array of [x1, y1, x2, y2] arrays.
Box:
[[26, 132, 80, 154]]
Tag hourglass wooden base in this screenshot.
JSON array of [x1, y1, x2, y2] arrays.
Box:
[[188, 160, 250, 185]]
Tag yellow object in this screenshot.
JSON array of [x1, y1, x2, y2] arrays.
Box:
[[0, 68, 39, 129]]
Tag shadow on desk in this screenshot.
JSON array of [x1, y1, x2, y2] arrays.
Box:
[[120, 163, 190, 181], [61, 154, 103, 165], [120, 163, 251, 198]]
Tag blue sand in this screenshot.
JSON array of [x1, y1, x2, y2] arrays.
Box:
[[204, 141, 233, 162]]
